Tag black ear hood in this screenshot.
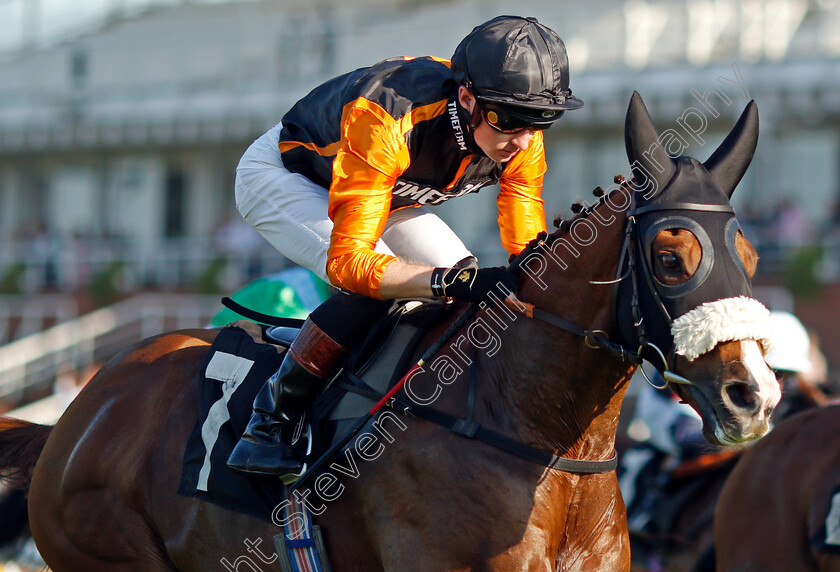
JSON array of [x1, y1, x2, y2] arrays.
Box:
[[617, 92, 760, 353], [625, 91, 758, 207]]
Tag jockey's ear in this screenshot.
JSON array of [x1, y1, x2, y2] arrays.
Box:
[[458, 86, 477, 114]]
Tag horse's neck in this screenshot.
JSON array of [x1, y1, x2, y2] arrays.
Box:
[[482, 198, 634, 458]]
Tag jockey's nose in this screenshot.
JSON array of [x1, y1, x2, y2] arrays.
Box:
[[510, 130, 534, 150]]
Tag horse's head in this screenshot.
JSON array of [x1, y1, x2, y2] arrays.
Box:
[[618, 92, 779, 446]]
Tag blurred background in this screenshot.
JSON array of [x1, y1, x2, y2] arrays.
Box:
[[1, 0, 839, 417], [0, 0, 839, 569], [2, 0, 840, 415]]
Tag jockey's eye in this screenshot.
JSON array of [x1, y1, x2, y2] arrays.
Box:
[[659, 251, 680, 270]]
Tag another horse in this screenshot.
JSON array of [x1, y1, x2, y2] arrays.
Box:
[[626, 381, 831, 572], [623, 443, 740, 572], [715, 404, 840, 571], [0, 93, 778, 571]]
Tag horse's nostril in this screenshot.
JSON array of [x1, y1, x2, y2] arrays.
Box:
[[725, 381, 759, 413]]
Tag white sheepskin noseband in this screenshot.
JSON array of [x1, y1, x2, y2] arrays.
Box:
[[671, 296, 773, 361]]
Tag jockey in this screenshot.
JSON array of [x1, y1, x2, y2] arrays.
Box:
[[227, 15, 584, 478], [764, 310, 828, 417]]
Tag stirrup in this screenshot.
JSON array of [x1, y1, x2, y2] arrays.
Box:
[[280, 425, 313, 485], [279, 461, 307, 486]]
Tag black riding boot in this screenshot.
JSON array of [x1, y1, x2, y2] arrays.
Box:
[[227, 318, 347, 480]]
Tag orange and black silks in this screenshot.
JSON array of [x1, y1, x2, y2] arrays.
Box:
[[278, 56, 547, 299]]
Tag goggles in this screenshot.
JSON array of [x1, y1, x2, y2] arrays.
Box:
[[478, 102, 562, 134]]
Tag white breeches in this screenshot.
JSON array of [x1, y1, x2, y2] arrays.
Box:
[[234, 122, 473, 285]]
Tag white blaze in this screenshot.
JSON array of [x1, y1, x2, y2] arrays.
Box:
[[740, 339, 781, 408]]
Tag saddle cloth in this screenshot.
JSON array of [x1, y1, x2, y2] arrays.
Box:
[[178, 323, 288, 522], [178, 301, 446, 521], [813, 483, 840, 554]]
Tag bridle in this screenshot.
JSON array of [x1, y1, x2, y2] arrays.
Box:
[[616, 195, 738, 389], [506, 187, 743, 391]]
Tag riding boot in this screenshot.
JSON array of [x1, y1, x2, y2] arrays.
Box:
[[227, 318, 347, 479]]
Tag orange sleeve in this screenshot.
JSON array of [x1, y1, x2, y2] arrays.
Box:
[[497, 130, 548, 256], [326, 99, 411, 298]]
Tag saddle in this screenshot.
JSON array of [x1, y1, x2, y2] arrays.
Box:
[[269, 299, 450, 463], [178, 298, 450, 521]]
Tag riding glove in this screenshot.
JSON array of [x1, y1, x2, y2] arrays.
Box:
[[430, 265, 520, 303]]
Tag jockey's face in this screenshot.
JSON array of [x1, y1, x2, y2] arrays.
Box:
[[458, 87, 536, 163]]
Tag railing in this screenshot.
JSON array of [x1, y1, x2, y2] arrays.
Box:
[[0, 293, 222, 407], [0, 294, 79, 344], [0, 235, 289, 295]]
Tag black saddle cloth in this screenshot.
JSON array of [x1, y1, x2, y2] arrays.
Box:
[[178, 324, 288, 522], [178, 301, 448, 521]]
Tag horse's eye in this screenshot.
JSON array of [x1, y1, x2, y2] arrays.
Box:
[[659, 252, 680, 270]]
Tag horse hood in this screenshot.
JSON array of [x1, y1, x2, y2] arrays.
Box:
[[620, 91, 762, 359]]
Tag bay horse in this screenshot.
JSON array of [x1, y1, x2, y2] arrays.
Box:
[[620, 435, 739, 572], [715, 403, 840, 571], [0, 93, 779, 571]]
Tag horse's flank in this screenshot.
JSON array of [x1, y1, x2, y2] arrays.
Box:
[[24, 329, 235, 571]]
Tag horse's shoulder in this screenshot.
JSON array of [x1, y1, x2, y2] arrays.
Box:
[[732, 405, 840, 478], [804, 403, 840, 432]]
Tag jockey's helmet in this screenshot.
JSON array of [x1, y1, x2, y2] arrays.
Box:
[[765, 310, 812, 374], [451, 15, 583, 130]]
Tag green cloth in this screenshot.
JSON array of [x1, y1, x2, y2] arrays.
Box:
[[210, 268, 332, 327]]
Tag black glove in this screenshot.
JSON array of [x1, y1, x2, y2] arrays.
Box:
[[430, 265, 520, 303]]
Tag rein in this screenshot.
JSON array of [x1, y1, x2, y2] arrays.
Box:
[[503, 287, 642, 366]]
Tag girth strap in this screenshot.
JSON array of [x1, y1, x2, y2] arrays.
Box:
[[403, 402, 618, 474], [336, 371, 617, 474]]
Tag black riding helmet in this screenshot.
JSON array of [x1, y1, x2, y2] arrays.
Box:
[[451, 15, 583, 129]]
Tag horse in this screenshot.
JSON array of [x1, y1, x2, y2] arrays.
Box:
[[715, 403, 840, 571], [0, 92, 779, 571]]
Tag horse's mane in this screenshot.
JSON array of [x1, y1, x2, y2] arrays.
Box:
[[515, 175, 632, 262]]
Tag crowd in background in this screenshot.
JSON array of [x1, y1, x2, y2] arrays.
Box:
[[2, 194, 839, 301], [736, 195, 840, 280], [0, 216, 278, 301]]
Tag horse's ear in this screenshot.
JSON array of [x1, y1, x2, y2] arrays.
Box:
[[703, 100, 759, 199], [625, 91, 675, 193]]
